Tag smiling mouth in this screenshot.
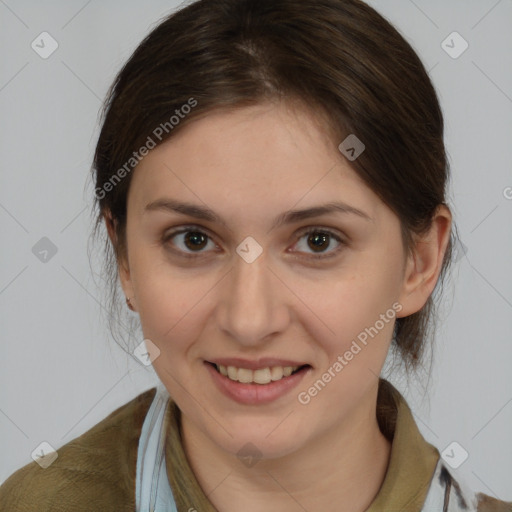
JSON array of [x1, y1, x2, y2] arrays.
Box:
[[207, 362, 310, 385]]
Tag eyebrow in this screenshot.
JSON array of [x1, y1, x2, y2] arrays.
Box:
[[144, 198, 373, 231]]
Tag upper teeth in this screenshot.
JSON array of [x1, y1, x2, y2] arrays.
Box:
[[216, 365, 300, 384]]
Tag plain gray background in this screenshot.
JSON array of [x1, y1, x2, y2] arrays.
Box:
[[1, 0, 511, 500]]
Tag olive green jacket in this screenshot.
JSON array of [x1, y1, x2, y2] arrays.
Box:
[[1, 381, 510, 511]]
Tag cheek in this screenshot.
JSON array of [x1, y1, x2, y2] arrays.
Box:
[[299, 254, 403, 366], [136, 277, 209, 394], [129, 248, 206, 351]]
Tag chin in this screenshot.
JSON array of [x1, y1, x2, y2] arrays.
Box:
[[213, 424, 308, 462]]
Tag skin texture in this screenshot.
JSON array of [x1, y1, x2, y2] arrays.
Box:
[[107, 101, 452, 512]]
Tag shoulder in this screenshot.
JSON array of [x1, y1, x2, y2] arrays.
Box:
[[0, 387, 157, 512]]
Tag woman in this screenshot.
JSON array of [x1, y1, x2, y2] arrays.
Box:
[[0, 0, 509, 510]]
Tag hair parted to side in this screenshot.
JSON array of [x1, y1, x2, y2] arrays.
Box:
[[89, 0, 457, 378]]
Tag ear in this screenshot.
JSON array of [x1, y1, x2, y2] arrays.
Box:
[[103, 210, 137, 312], [396, 205, 452, 317]]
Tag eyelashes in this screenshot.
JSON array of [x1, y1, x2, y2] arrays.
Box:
[[161, 225, 347, 260]]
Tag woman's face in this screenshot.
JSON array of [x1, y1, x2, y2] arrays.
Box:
[[119, 101, 423, 460]]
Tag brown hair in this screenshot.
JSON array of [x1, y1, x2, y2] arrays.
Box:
[[90, 0, 457, 376]]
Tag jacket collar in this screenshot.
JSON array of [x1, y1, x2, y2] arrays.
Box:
[[368, 379, 440, 511]]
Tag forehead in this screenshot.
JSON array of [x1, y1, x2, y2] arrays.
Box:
[[128, 102, 382, 222]]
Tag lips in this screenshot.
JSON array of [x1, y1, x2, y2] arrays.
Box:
[[205, 360, 311, 405]]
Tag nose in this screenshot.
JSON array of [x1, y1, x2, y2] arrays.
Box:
[[216, 249, 290, 347]]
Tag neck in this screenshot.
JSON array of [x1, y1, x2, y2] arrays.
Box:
[[179, 385, 392, 512]]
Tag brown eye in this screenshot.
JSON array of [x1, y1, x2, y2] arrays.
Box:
[[292, 228, 345, 259], [163, 227, 216, 257], [183, 231, 209, 251], [307, 232, 330, 252]]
